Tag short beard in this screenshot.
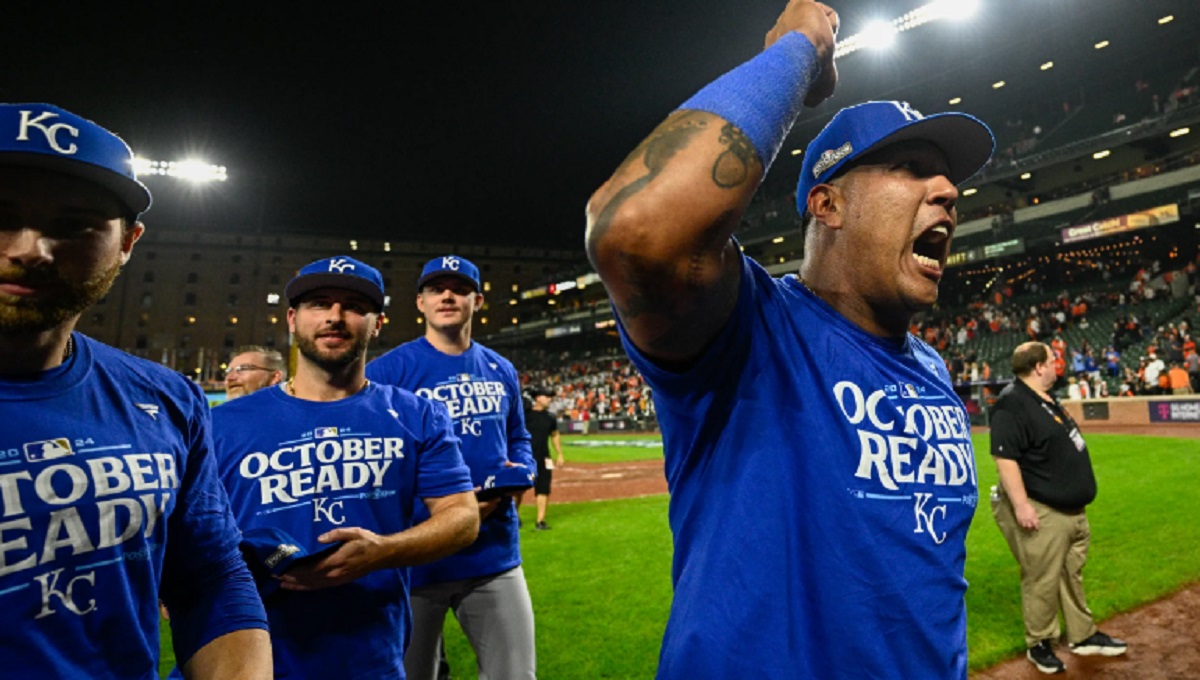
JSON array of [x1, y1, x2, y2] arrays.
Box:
[[0, 259, 122, 333], [295, 330, 369, 372]]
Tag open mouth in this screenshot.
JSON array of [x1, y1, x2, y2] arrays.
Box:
[[911, 224, 952, 276]]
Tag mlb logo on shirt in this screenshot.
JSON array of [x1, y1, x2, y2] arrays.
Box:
[[24, 438, 74, 462], [900, 383, 921, 399], [314, 427, 339, 439]]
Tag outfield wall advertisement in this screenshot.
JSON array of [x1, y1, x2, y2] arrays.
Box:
[[1148, 399, 1200, 422]]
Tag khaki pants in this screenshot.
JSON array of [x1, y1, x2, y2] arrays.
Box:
[[991, 487, 1098, 647]]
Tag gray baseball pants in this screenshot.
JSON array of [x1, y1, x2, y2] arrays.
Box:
[[404, 565, 536, 680]]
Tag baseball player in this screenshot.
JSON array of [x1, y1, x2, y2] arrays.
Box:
[[367, 254, 537, 680], [585, 1, 993, 677], [0, 103, 271, 678], [204, 256, 480, 679]]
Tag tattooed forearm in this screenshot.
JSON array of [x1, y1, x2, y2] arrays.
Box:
[[712, 123, 761, 188]]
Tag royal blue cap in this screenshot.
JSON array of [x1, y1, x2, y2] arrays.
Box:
[[417, 255, 481, 292], [0, 103, 151, 216], [476, 463, 536, 501], [795, 101, 994, 217], [285, 255, 385, 310], [238, 527, 341, 597]]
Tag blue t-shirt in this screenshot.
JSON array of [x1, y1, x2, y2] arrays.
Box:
[[367, 338, 534, 586], [0, 333, 266, 680], [210, 383, 474, 679], [620, 256, 978, 680]]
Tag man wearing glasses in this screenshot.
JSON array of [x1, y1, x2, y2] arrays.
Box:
[[225, 345, 286, 400]]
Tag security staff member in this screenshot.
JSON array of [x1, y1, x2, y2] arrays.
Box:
[[989, 341, 1127, 675]]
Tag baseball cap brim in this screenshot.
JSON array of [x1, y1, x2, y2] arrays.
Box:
[[417, 270, 480, 292], [844, 112, 994, 187], [286, 273, 385, 309], [0, 151, 151, 216]]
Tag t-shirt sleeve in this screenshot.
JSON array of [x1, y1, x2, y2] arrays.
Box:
[[160, 385, 267, 666], [988, 408, 1026, 461], [415, 399, 476, 499], [365, 353, 398, 385], [503, 363, 536, 470]]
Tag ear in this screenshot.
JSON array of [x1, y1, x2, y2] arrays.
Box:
[[286, 307, 297, 333], [119, 222, 146, 264], [371, 312, 385, 337], [473, 293, 485, 311], [806, 183, 844, 229]]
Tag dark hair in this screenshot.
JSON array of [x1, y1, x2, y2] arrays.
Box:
[[1011, 342, 1049, 377]]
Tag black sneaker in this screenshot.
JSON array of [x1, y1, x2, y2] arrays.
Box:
[[535, 521, 550, 530], [1070, 631, 1128, 656], [1027, 640, 1065, 674]]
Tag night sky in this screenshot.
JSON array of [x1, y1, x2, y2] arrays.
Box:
[[6, 1, 1198, 251]]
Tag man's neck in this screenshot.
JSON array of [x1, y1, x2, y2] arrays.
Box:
[[0, 322, 77, 376], [425, 324, 472, 355], [288, 358, 369, 402], [1017, 374, 1053, 402]]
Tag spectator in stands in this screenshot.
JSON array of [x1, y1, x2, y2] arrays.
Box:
[[1168, 362, 1193, 395], [1144, 354, 1166, 395]]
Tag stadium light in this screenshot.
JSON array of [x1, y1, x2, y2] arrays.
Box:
[[1158, 15, 1174, 25], [1169, 127, 1190, 138], [948, 97, 962, 105], [992, 81, 1006, 90], [1019, 172, 1032, 180], [1040, 61, 1054, 71], [1094, 40, 1110, 49], [834, 0, 979, 58], [772, 236, 785, 244], [132, 157, 227, 183], [1093, 150, 1112, 159], [962, 188, 978, 196]]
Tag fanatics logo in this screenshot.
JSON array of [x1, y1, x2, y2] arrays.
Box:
[[24, 438, 74, 462], [136, 403, 160, 420]]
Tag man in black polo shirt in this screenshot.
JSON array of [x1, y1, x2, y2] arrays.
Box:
[[989, 341, 1128, 674], [525, 386, 564, 530]]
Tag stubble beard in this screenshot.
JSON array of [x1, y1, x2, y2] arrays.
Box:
[[295, 330, 369, 372], [0, 259, 123, 333]]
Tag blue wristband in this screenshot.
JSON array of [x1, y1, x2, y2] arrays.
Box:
[[678, 31, 820, 170]]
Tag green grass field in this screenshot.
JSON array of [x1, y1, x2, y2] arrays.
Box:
[[159, 433, 1200, 677]]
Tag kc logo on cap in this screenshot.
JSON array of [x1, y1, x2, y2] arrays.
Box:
[[284, 255, 386, 310], [0, 103, 152, 216], [417, 254, 481, 292], [794, 100, 994, 218]]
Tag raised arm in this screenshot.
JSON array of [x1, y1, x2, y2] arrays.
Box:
[[585, 0, 838, 367]]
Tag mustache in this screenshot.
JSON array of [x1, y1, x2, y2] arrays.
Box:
[[0, 264, 68, 288]]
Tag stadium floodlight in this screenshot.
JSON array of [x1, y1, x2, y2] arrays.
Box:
[[860, 20, 899, 50], [1019, 172, 1032, 180], [1158, 15, 1174, 25], [1169, 127, 1190, 138], [1040, 61, 1054, 71], [1094, 40, 1110, 49], [992, 81, 1006, 89], [1093, 150, 1112, 160], [962, 188, 978, 196], [834, 0, 978, 58], [132, 157, 227, 183], [948, 97, 962, 105]]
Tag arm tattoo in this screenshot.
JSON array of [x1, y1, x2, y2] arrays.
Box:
[[711, 123, 760, 188], [588, 111, 708, 245]]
